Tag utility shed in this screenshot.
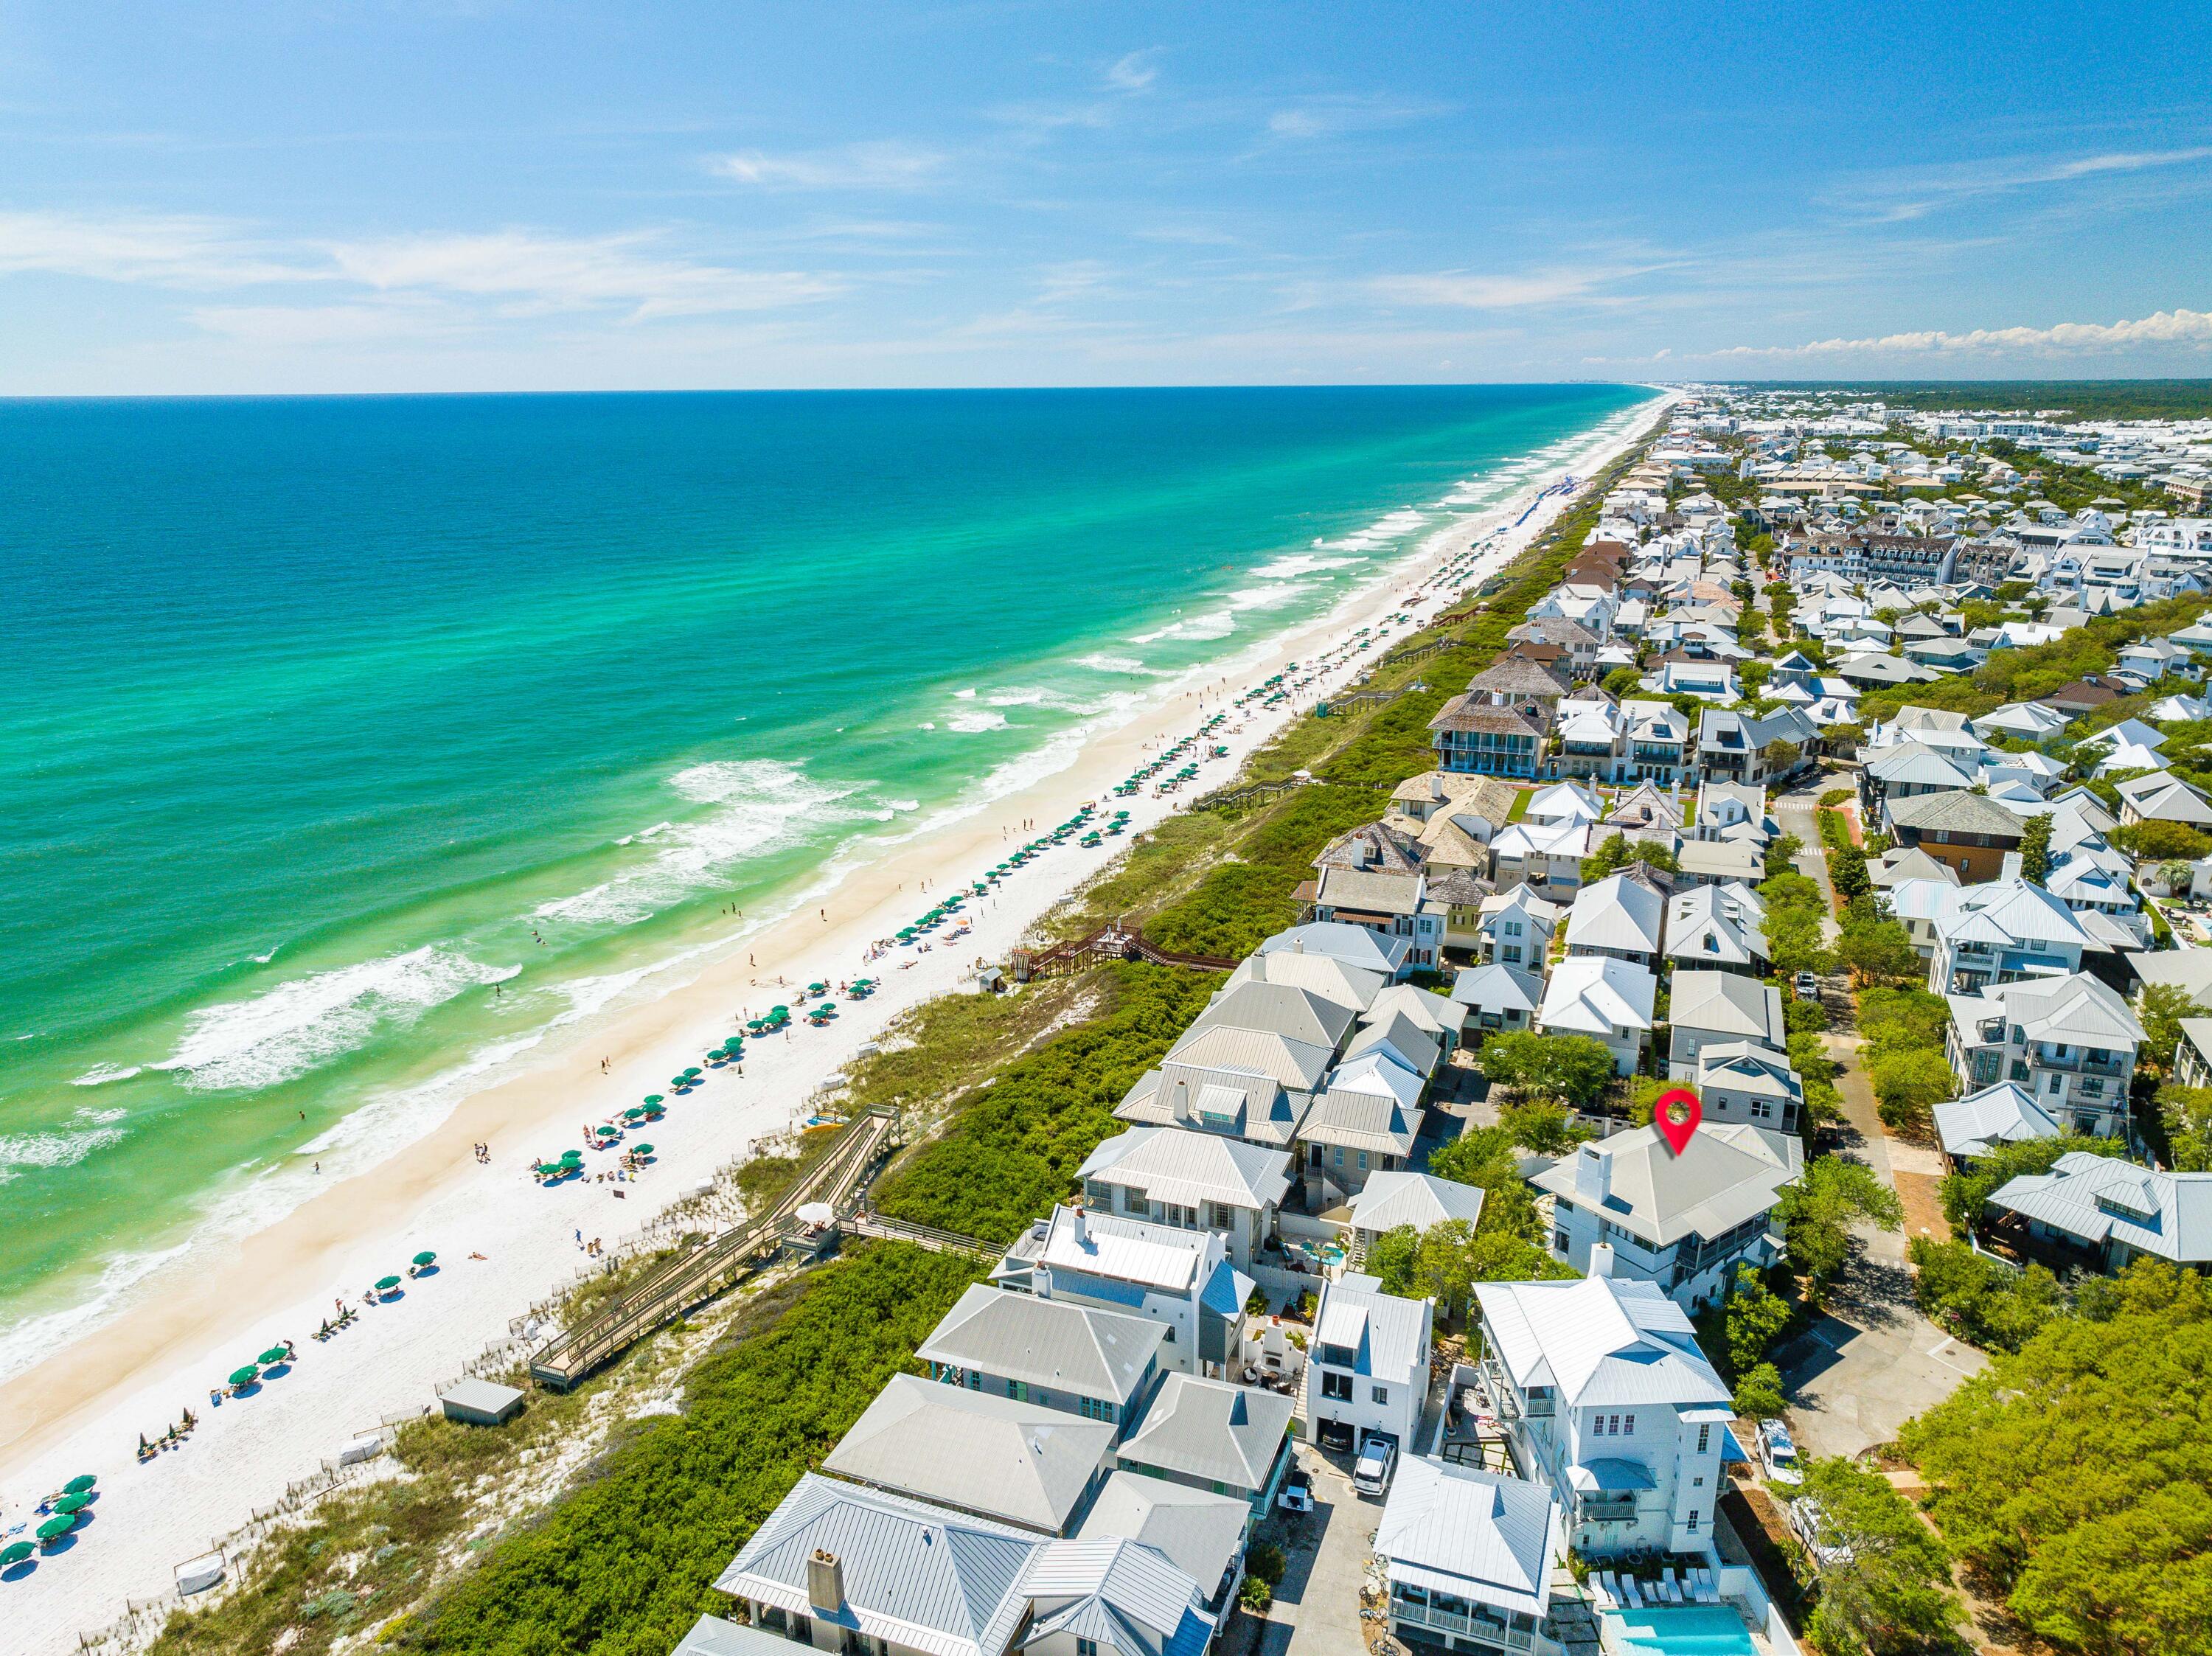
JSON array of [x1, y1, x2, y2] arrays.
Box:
[[439, 1378, 526, 1426]]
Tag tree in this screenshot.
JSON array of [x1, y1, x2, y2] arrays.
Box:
[[1866, 1048, 1955, 1134], [1829, 843, 1872, 903], [1581, 829, 1677, 883], [2156, 1082, 2212, 1172], [1778, 1157, 1902, 1301], [1427, 1126, 1543, 1242], [1764, 830, 1806, 881], [1732, 1361, 1787, 1421], [1725, 1263, 1794, 1376], [1496, 1100, 1593, 1158], [1796, 1457, 1963, 1656], [2135, 983, 2195, 1080], [1473, 1030, 1616, 1107], [1907, 1236, 2067, 1353], [1601, 665, 1645, 700], [1836, 908, 1921, 987], [2111, 819, 2212, 860], [1900, 1262, 2212, 1656], [2019, 812, 2055, 883], [1763, 737, 1801, 777], [1367, 1219, 1573, 1323]]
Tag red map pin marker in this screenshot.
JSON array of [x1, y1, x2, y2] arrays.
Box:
[[1654, 1086, 1703, 1156]]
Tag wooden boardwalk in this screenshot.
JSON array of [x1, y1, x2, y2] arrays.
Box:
[[1009, 924, 1238, 982], [838, 1211, 998, 1261], [528, 1104, 900, 1389]]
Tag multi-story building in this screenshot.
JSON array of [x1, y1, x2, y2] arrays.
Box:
[[1532, 1125, 1801, 1310], [994, 1206, 1251, 1377], [1472, 1273, 1734, 1559], [1077, 1127, 1293, 1271], [1944, 973, 2148, 1138], [1301, 1271, 1433, 1457]]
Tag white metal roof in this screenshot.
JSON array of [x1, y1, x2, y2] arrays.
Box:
[[1374, 1458, 1560, 1621]]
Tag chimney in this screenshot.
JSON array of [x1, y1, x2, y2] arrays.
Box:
[[1069, 1206, 1088, 1246], [1588, 1242, 1616, 1281], [807, 1549, 846, 1616], [1573, 1143, 1610, 1206], [2000, 850, 2024, 880]]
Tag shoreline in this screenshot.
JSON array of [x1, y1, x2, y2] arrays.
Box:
[[0, 391, 1672, 1650]]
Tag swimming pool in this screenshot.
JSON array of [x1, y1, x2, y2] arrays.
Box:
[[1604, 1604, 1758, 1656]]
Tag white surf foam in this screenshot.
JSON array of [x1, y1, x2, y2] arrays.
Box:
[[72, 1062, 142, 1088], [153, 945, 521, 1092], [0, 1123, 127, 1183], [1075, 653, 1168, 677], [947, 711, 1012, 733]]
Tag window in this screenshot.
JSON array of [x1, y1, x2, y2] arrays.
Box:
[[1372, 1385, 1390, 1405], [1077, 1640, 1099, 1656], [1554, 1231, 1570, 1253], [1357, 1151, 1369, 1172], [1333, 1147, 1345, 1167], [1321, 1370, 1353, 1402], [1697, 1423, 1711, 1453], [1686, 1510, 1701, 1534], [1622, 1413, 1634, 1436], [1124, 1186, 1146, 1214], [1750, 1099, 1771, 1119]]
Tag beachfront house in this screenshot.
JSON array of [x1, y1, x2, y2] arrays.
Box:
[[916, 1284, 1166, 1442], [1472, 1275, 1733, 1559], [1077, 1126, 1293, 1271], [994, 1206, 1251, 1379], [698, 1474, 1213, 1656], [1375, 1460, 1563, 1656], [1532, 1124, 1802, 1310]]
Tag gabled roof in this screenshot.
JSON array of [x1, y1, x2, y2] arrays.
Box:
[[1345, 1170, 1488, 1236], [1933, 1082, 2065, 1162], [1315, 1271, 1432, 1382], [1532, 1121, 1801, 1248], [1669, 970, 1785, 1045], [1663, 883, 1768, 968], [2113, 771, 2212, 826], [1079, 1127, 1293, 1213], [1077, 1474, 1248, 1606], [1304, 1060, 1424, 1155], [1865, 741, 1980, 790], [1874, 850, 1962, 896], [1259, 922, 1411, 977], [1537, 956, 1656, 1035], [1526, 781, 1604, 824], [1935, 879, 2093, 952], [1187, 980, 1357, 1050], [1220, 950, 1382, 1016], [1567, 870, 1666, 953], [719, 1475, 1043, 1656], [1161, 1023, 1334, 1093], [1375, 1460, 1560, 1623], [1116, 1374, 1293, 1492], [1693, 1041, 1804, 1102], [1988, 1152, 2212, 1264], [918, 1284, 1166, 1407], [1344, 1009, 1441, 1078], [824, 1374, 1116, 1534], [1450, 961, 1545, 1015], [1037, 1206, 1211, 1293], [1472, 1275, 1731, 1410], [1368, 981, 1467, 1042], [1020, 1537, 1212, 1656], [1315, 864, 1425, 917], [1947, 972, 2148, 1050]]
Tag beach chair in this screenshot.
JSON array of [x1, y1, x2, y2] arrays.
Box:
[[1661, 1571, 1683, 1603], [1593, 1571, 1617, 1607], [1621, 1575, 1644, 1609], [1700, 1568, 1722, 1603]]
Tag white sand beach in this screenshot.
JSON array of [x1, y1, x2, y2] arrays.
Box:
[[0, 393, 1670, 1652]]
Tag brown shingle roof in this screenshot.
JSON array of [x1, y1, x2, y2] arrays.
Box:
[[1427, 695, 1548, 737]]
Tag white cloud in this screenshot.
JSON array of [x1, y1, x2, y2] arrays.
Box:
[[1369, 267, 1627, 310], [325, 231, 838, 319], [1265, 95, 1444, 141], [0, 209, 308, 287], [1718, 305, 2212, 358], [713, 141, 946, 190], [1105, 51, 1158, 92], [1835, 145, 2212, 220]]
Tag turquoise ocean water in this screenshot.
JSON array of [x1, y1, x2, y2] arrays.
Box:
[[0, 385, 1645, 1368]]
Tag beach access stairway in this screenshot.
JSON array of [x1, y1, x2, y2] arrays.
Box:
[[838, 1211, 998, 1261], [528, 1104, 900, 1390], [1009, 924, 1239, 982]]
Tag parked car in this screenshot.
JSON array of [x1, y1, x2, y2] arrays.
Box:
[[1787, 1494, 1852, 1567], [1793, 970, 1819, 998], [1352, 1436, 1397, 1497], [1277, 1465, 1313, 1513], [1757, 1418, 1803, 1486]]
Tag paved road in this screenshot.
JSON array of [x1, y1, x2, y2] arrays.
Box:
[[1238, 1441, 1380, 1656], [1768, 779, 1987, 1460]]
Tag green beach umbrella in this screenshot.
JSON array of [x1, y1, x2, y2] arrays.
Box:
[[624, 1107, 646, 1120], [644, 1093, 665, 1104], [375, 1275, 402, 1291], [669, 1076, 689, 1088], [62, 1475, 96, 1495], [37, 1516, 74, 1542], [631, 1144, 654, 1155], [50, 1493, 91, 1515], [684, 1065, 702, 1076], [413, 1250, 437, 1267], [1, 1540, 34, 1565], [258, 1346, 290, 1365], [771, 1004, 788, 1014], [228, 1365, 260, 1386], [808, 981, 827, 993], [560, 1148, 583, 1161]]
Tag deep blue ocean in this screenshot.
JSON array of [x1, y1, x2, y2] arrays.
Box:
[[0, 383, 1646, 1364]]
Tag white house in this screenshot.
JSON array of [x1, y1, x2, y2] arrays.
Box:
[[1533, 1124, 1802, 1310], [1986, 1153, 2212, 1271], [1472, 1274, 1734, 1559], [1565, 870, 1668, 970], [1928, 879, 2094, 994], [1536, 956, 1656, 1076], [1451, 961, 1545, 1042], [1303, 1271, 1433, 1458], [1077, 1127, 1293, 1272], [1694, 1043, 1806, 1134], [1375, 1461, 1563, 1656], [1662, 883, 1767, 977], [1478, 886, 1563, 970], [995, 1206, 1251, 1378], [1666, 971, 1787, 1079], [1944, 973, 2147, 1139]]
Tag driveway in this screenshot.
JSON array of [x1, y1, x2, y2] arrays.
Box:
[[1236, 1441, 1382, 1656], [1773, 1251, 1986, 1460]]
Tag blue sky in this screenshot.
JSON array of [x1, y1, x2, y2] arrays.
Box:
[[2, 1, 2209, 392]]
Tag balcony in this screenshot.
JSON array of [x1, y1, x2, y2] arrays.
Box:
[[1579, 1496, 1638, 1525]]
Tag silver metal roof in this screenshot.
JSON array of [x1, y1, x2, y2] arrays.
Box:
[[1117, 1373, 1293, 1493], [1345, 1171, 1487, 1236], [1077, 1472, 1248, 1601], [916, 1283, 1165, 1406], [1472, 1276, 1731, 1410], [1079, 1125, 1294, 1213], [1374, 1458, 1560, 1621], [1531, 1121, 1801, 1248]]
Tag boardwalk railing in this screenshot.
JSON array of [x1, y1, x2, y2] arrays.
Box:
[[1009, 925, 1238, 983], [839, 1211, 998, 1261], [528, 1105, 900, 1389]]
